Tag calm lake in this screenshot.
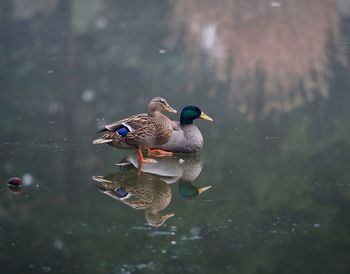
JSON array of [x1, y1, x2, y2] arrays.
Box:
[[1, 1, 350, 273]]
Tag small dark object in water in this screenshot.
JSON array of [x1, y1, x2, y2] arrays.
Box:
[[8, 184, 22, 194], [7, 177, 22, 186]]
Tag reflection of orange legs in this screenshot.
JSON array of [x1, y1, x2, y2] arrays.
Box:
[[147, 149, 173, 157], [137, 147, 157, 165]]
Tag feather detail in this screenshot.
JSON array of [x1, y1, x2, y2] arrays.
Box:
[[116, 126, 130, 137], [93, 97, 176, 150], [114, 187, 129, 199], [93, 138, 114, 144]]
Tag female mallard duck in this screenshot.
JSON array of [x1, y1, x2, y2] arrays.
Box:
[[93, 97, 177, 164], [92, 169, 175, 227], [153, 105, 213, 153]]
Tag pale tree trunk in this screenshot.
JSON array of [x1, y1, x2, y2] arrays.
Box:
[[55, 0, 78, 203]]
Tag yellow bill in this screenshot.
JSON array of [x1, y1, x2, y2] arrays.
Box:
[[200, 112, 214, 122]]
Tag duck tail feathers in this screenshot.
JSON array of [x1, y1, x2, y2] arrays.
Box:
[[96, 128, 107, 133], [93, 138, 113, 144]]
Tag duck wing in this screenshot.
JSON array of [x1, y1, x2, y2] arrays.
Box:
[[97, 113, 150, 133]]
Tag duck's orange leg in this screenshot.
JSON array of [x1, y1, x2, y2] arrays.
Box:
[[147, 149, 173, 157], [137, 147, 157, 165]]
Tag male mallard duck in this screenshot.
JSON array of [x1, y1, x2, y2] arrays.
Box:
[[121, 154, 204, 184], [92, 169, 175, 227], [118, 154, 212, 198], [153, 105, 213, 153], [93, 97, 177, 164]]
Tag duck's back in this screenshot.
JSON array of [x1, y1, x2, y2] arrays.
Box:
[[157, 122, 203, 153], [96, 113, 173, 149]]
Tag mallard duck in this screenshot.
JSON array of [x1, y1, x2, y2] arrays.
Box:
[[120, 154, 204, 184], [153, 105, 213, 153], [92, 169, 175, 227], [118, 154, 212, 198], [93, 97, 177, 164]]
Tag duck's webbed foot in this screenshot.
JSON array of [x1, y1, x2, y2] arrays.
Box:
[[137, 148, 158, 166], [147, 149, 173, 157]]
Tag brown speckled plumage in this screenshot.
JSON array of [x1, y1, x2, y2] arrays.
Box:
[[93, 169, 175, 227], [93, 97, 176, 150]]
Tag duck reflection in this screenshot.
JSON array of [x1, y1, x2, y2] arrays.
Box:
[[93, 170, 175, 227], [121, 153, 211, 199], [93, 154, 211, 227], [178, 181, 211, 199], [120, 153, 204, 184]]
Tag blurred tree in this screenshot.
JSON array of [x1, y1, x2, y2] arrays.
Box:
[[170, 0, 347, 120], [53, 0, 78, 201], [0, 0, 14, 99]]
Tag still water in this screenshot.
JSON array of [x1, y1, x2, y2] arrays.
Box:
[[1, 0, 350, 273]]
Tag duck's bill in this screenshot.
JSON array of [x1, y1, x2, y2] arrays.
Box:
[[200, 112, 214, 122], [198, 185, 212, 194], [164, 105, 177, 113]]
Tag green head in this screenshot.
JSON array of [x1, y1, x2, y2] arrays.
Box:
[[178, 181, 212, 199], [180, 105, 213, 125]]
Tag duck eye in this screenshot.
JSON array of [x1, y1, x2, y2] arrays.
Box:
[[152, 97, 166, 106]]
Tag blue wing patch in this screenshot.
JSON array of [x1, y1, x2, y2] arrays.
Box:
[[116, 126, 130, 137], [114, 187, 128, 198]]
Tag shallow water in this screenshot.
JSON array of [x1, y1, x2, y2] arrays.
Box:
[[1, 1, 350, 274]]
